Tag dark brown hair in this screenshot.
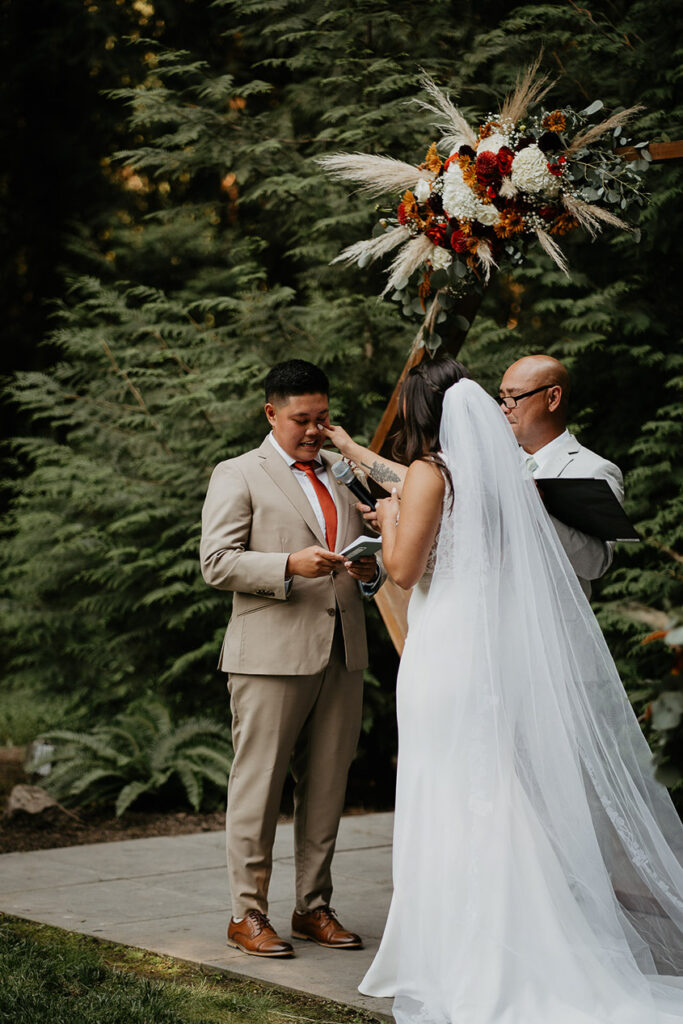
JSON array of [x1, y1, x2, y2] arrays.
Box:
[[392, 354, 471, 495]]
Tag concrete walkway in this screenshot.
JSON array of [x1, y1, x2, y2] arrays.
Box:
[[0, 811, 395, 1020]]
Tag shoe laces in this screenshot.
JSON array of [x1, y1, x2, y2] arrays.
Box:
[[245, 909, 272, 934], [312, 905, 338, 925]]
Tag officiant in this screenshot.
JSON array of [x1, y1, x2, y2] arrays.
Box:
[[498, 354, 624, 598]]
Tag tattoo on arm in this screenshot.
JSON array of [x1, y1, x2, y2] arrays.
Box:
[[361, 459, 402, 485]]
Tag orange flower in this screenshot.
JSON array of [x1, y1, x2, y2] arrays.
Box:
[[542, 110, 567, 132], [494, 209, 526, 238], [479, 120, 501, 141], [641, 630, 668, 645], [549, 213, 579, 236], [419, 272, 432, 310], [420, 142, 442, 175], [401, 189, 418, 219]]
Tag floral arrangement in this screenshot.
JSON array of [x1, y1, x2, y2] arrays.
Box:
[[319, 59, 648, 345]]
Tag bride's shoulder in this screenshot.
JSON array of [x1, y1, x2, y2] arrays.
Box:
[[405, 457, 446, 494]]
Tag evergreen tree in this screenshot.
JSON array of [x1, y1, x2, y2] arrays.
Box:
[[2, 0, 681, 794]]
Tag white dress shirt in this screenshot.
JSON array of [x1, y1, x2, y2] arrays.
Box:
[[268, 432, 379, 594], [267, 431, 338, 541]]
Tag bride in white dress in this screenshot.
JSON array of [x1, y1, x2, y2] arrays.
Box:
[[324, 356, 683, 1024]]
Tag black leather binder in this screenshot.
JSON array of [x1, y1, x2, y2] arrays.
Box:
[[535, 478, 640, 542]]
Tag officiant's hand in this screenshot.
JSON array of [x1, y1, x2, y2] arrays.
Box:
[[343, 555, 378, 582]]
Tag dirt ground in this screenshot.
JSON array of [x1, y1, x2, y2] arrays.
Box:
[[0, 806, 228, 854]]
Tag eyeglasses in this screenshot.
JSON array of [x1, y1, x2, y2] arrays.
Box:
[[498, 384, 553, 409]]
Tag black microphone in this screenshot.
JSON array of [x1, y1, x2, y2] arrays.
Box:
[[331, 460, 377, 510]]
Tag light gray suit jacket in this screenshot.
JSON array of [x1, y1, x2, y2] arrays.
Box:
[[534, 433, 624, 599], [200, 439, 381, 676]]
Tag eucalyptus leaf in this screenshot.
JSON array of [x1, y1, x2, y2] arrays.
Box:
[[454, 261, 468, 279], [633, 228, 641, 243], [650, 692, 683, 731], [642, 149, 653, 162], [391, 290, 404, 302], [607, 190, 620, 203], [452, 315, 470, 333], [372, 221, 386, 238], [430, 269, 449, 290], [394, 276, 409, 291], [436, 310, 448, 324], [581, 99, 604, 116], [582, 188, 600, 201]]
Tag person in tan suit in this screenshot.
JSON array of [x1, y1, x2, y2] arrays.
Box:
[[200, 359, 382, 958]]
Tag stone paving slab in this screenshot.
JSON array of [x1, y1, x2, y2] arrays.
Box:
[[0, 812, 395, 1020]]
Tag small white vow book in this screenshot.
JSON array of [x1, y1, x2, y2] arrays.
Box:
[[340, 535, 383, 562]]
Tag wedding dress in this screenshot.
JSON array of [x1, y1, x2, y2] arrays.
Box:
[[360, 379, 683, 1024]]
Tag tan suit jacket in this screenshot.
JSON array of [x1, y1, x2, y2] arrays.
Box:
[[200, 438, 376, 675]]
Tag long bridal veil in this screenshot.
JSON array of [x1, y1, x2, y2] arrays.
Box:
[[360, 379, 683, 1024]]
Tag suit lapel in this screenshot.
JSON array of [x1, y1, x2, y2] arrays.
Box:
[[541, 433, 581, 478], [257, 438, 326, 546], [321, 450, 351, 553]]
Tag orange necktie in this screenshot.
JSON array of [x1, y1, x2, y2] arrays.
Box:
[[293, 461, 338, 552]]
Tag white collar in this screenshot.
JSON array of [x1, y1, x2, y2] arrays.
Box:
[[267, 431, 322, 469], [527, 429, 571, 473]]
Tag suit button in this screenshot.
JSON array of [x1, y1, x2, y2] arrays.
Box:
[[327, 608, 336, 617]]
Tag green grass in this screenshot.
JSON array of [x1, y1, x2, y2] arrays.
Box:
[[0, 915, 386, 1024]]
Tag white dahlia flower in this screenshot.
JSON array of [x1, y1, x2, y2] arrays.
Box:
[[442, 164, 481, 221], [476, 132, 509, 156], [510, 145, 561, 196], [430, 246, 452, 270], [442, 163, 500, 228], [414, 178, 431, 203]]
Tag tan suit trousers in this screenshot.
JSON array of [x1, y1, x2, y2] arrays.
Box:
[[226, 619, 363, 918]]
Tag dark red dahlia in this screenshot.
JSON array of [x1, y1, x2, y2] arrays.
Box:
[[458, 144, 476, 160], [427, 192, 444, 216], [425, 222, 447, 246], [497, 146, 514, 175], [397, 202, 408, 225], [476, 150, 500, 185], [450, 230, 469, 254]]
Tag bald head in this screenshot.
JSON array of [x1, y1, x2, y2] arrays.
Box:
[[499, 355, 570, 453]]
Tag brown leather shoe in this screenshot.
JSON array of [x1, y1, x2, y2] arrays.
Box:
[[291, 906, 363, 949], [227, 910, 294, 957]]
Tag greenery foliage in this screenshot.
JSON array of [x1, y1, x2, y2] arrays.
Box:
[[34, 699, 232, 815], [1, 0, 682, 801]]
